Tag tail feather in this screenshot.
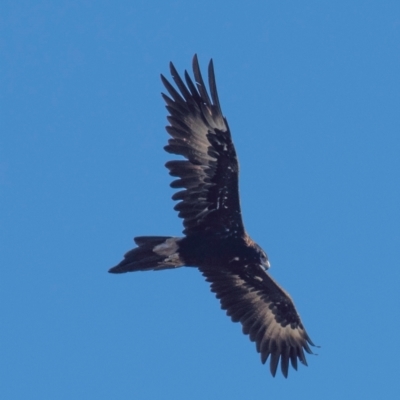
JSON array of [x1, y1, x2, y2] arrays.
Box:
[[109, 236, 184, 274], [134, 236, 173, 246]]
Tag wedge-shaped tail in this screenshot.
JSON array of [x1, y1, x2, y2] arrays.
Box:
[[109, 236, 184, 273]]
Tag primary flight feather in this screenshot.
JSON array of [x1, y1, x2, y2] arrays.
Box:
[[109, 55, 315, 377]]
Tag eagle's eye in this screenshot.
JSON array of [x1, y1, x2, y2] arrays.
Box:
[[259, 251, 270, 269]]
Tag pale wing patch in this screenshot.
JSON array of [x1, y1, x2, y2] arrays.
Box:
[[153, 237, 180, 256]]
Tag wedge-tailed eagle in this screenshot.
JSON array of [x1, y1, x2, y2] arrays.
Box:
[[109, 55, 315, 377]]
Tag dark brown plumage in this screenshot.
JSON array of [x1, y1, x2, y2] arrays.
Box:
[[109, 55, 315, 377]]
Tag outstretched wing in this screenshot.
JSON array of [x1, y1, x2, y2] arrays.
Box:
[[161, 55, 244, 237], [200, 264, 315, 378]]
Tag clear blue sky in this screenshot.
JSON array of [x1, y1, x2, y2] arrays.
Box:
[[1, 1, 399, 398]]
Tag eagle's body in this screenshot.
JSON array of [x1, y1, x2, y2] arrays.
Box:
[[110, 55, 315, 377]]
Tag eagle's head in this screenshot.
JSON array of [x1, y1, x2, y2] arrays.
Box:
[[254, 243, 270, 270]]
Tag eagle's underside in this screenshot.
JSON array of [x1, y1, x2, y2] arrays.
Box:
[[109, 55, 315, 378]]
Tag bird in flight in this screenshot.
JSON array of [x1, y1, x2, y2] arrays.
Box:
[[109, 55, 315, 377]]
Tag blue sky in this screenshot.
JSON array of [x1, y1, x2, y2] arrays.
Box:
[[1, 1, 400, 398]]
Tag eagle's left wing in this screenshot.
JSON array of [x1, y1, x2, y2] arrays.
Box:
[[200, 264, 315, 377]]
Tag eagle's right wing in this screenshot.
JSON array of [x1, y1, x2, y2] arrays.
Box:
[[162, 55, 245, 238]]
